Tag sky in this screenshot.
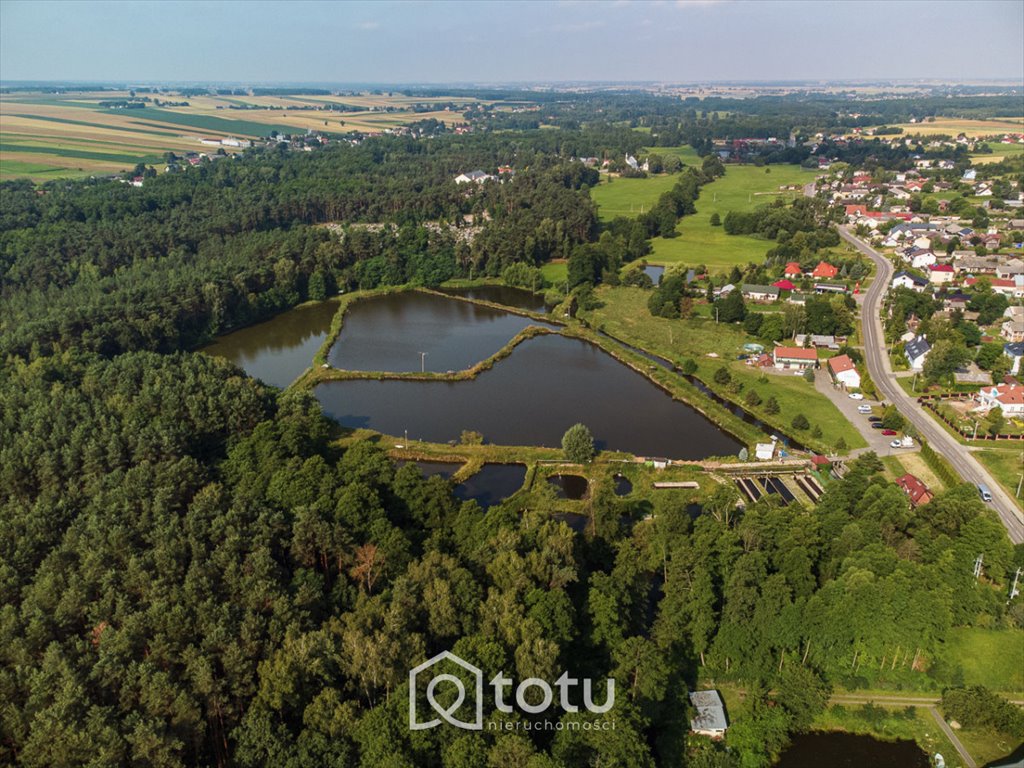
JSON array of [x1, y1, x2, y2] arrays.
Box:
[[2, 0, 1022, 84]]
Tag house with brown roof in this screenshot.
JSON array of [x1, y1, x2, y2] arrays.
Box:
[[827, 354, 860, 389], [896, 474, 934, 507], [772, 346, 818, 371]]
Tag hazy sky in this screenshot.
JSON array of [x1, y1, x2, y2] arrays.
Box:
[[2, 0, 1022, 84]]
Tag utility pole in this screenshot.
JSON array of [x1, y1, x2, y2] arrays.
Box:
[[1009, 568, 1021, 602], [972, 419, 979, 440], [419, 352, 427, 372], [973, 553, 984, 580], [1016, 470, 1023, 499]]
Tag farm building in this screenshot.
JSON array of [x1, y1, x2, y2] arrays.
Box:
[[689, 690, 728, 739], [896, 474, 934, 507], [827, 354, 860, 389], [772, 346, 817, 371]]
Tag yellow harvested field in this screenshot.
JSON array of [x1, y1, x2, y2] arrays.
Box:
[[890, 116, 1024, 138]]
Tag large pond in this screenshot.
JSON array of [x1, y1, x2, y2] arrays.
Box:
[[201, 299, 340, 389], [774, 732, 929, 768], [442, 285, 549, 313], [328, 291, 558, 372], [315, 334, 742, 459]]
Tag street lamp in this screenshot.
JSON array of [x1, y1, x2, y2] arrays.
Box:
[[419, 352, 427, 372]]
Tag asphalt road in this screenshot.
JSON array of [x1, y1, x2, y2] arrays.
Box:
[[837, 225, 1024, 543]]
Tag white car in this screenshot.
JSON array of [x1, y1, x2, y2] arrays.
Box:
[[857, 405, 872, 414], [848, 393, 864, 400], [890, 439, 905, 448]]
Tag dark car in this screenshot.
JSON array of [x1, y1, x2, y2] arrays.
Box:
[[868, 416, 882, 422], [871, 423, 884, 429]]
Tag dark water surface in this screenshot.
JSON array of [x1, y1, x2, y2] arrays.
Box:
[[328, 291, 557, 372], [548, 474, 589, 499], [614, 474, 633, 496], [453, 464, 526, 507], [201, 299, 340, 389], [315, 334, 742, 459], [774, 732, 929, 768], [441, 285, 549, 313]]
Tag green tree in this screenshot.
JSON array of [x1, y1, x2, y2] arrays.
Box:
[[791, 414, 809, 430], [765, 397, 780, 415], [562, 423, 595, 463]]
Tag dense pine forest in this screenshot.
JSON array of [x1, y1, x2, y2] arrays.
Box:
[[2, 111, 1022, 767]]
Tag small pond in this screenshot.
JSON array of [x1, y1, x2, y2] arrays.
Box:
[[614, 474, 633, 496], [774, 732, 929, 768], [453, 464, 527, 508], [643, 265, 664, 284], [547, 474, 589, 500]]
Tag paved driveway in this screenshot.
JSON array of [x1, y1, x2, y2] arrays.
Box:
[[813, 370, 916, 457]]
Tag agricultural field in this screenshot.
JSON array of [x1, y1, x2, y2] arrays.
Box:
[[888, 116, 1024, 139], [647, 163, 818, 272], [0, 89, 485, 181], [971, 141, 1024, 164], [589, 145, 701, 220]]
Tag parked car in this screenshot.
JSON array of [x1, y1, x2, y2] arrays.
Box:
[[868, 416, 882, 422], [848, 393, 864, 400], [882, 429, 897, 436], [871, 423, 884, 429], [890, 440, 902, 448], [857, 405, 872, 414]]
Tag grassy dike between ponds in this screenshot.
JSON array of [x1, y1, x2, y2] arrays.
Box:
[[290, 285, 766, 454]]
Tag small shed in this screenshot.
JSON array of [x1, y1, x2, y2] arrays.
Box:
[[689, 690, 728, 738]]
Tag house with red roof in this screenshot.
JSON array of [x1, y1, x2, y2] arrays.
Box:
[[827, 354, 860, 389], [772, 346, 817, 371], [811, 261, 838, 279], [976, 382, 1024, 415], [784, 262, 803, 278], [896, 474, 933, 507], [772, 279, 796, 292], [928, 263, 955, 285]]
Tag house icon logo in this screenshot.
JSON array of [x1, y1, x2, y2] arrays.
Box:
[[408, 651, 483, 730]]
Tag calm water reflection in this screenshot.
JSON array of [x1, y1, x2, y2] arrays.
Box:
[[453, 464, 526, 507], [316, 335, 742, 459], [442, 285, 549, 313], [774, 732, 928, 768], [548, 474, 589, 499], [328, 291, 557, 372], [201, 299, 340, 389], [643, 265, 664, 284]]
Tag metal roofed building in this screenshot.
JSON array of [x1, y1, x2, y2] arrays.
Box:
[[689, 690, 728, 738]]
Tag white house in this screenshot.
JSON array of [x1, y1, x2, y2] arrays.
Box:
[[905, 336, 931, 370], [828, 354, 861, 389], [976, 383, 1024, 416], [455, 170, 493, 184], [910, 251, 937, 270], [928, 264, 956, 285], [891, 271, 928, 292], [690, 690, 728, 738], [773, 346, 818, 370]]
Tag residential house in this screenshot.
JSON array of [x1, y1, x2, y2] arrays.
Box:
[[891, 271, 928, 292], [787, 292, 811, 305], [773, 346, 818, 370], [1002, 318, 1024, 343], [783, 261, 803, 278], [811, 261, 839, 279], [827, 354, 861, 389], [454, 170, 493, 184], [1004, 342, 1024, 375], [896, 474, 934, 507], [954, 256, 1000, 275], [976, 382, 1024, 415], [905, 336, 931, 370], [772, 279, 796, 291], [689, 691, 729, 739], [741, 284, 780, 302], [997, 259, 1024, 279], [943, 292, 971, 312], [794, 334, 840, 349], [928, 264, 956, 285], [909, 250, 937, 269]]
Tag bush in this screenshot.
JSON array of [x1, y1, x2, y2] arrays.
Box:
[[792, 414, 810, 430], [765, 396, 780, 415], [709, 212, 721, 226], [681, 359, 698, 376], [713, 366, 732, 385], [802, 368, 816, 383], [562, 423, 595, 464], [744, 390, 762, 407]]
